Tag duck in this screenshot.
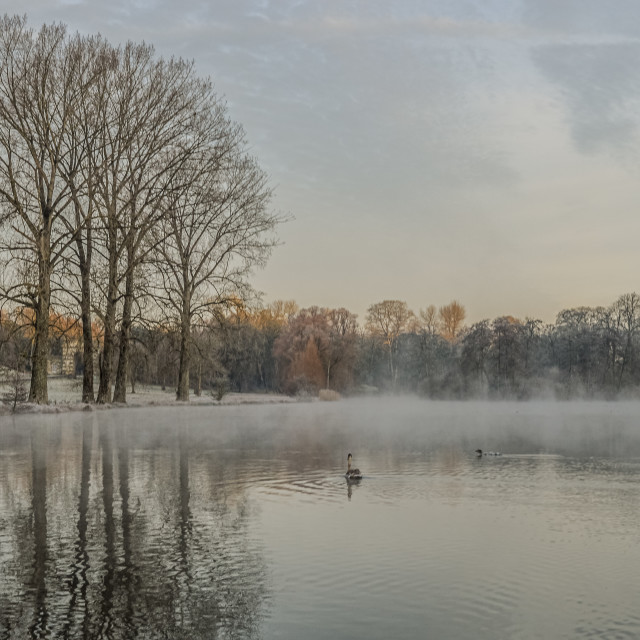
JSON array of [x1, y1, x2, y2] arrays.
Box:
[[345, 453, 363, 480], [475, 449, 501, 457]]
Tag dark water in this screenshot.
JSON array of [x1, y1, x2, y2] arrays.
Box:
[[1, 399, 640, 639]]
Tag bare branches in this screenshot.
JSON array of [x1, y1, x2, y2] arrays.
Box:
[[0, 15, 284, 404]]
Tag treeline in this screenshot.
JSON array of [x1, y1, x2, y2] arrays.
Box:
[[0, 16, 280, 404], [4, 294, 640, 402]]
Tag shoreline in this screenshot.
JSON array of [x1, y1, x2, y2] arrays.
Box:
[[0, 377, 305, 416]]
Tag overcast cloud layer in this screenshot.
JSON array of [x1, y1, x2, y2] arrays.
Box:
[[12, 0, 640, 323]]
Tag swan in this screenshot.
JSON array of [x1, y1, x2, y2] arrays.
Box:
[[345, 453, 362, 480]]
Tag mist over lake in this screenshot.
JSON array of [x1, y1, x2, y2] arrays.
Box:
[[1, 398, 640, 639]]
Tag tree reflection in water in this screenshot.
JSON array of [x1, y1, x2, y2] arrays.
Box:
[[0, 414, 268, 639]]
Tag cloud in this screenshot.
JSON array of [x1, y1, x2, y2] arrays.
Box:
[[533, 42, 640, 157], [522, 0, 640, 40]]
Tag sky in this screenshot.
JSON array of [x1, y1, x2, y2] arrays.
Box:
[[11, 0, 640, 324]]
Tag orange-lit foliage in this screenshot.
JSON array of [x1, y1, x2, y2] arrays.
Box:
[[248, 300, 298, 331], [215, 298, 298, 332], [288, 337, 325, 392], [439, 300, 466, 342], [273, 306, 329, 393], [273, 306, 358, 394], [5, 307, 102, 344]]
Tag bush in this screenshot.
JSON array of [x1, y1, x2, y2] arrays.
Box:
[[1, 368, 28, 412], [319, 389, 341, 401]]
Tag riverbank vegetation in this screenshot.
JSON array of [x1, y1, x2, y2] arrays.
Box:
[[4, 293, 640, 407]]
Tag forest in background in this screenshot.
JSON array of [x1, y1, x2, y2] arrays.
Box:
[[3, 293, 640, 404]]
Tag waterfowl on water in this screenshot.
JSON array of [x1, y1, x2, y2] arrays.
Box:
[[475, 449, 502, 457], [345, 453, 363, 480]]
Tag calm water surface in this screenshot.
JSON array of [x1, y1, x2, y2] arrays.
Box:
[[1, 399, 640, 639]]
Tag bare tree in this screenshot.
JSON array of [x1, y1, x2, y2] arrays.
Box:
[[365, 300, 414, 387], [324, 308, 358, 390], [419, 304, 439, 336], [0, 17, 90, 403], [88, 42, 224, 403], [57, 35, 116, 403], [153, 142, 280, 401], [609, 292, 640, 389]]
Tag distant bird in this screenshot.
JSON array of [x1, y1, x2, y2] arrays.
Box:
[[475, 449, 501, 457], [345, 453, 362, 480]]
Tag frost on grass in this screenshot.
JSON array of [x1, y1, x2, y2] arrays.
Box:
[[0, 376, 298, 415]]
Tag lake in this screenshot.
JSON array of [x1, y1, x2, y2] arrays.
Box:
[[1, 398, 640, 639]]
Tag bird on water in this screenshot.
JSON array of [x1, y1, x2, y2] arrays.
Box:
[[345, 453, 363, 480], [475, 449, 501, 457]]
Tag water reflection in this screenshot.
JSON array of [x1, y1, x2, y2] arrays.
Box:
[[0, 413, 267, 639], [63, 421, 92, 640], [2, 399, 640, 640], [30, 426, 48, 639], [345, 476, 361, 501]]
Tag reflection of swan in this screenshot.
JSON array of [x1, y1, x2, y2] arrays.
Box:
[[345, 453, 362, 480], [475, 449, 501, 457]]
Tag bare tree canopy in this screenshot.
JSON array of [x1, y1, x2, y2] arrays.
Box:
[[0, 16, 90, 402], [0, 15, 284, 404]]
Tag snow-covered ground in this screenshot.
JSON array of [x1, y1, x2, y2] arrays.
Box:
[[0, 375, 301, 415]]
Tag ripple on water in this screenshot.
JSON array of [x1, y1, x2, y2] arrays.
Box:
[[253, 451, 640, 640], [4, 405, 640, 640]]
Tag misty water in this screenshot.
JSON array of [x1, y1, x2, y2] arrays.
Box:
[[1, 399, 640, 639]]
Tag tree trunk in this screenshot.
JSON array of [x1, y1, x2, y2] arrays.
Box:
[[78, 228, 94, 403], [97, 298, 116, 404], [388, 341, 396, 390], [113, 268, 134, 403], [97, 230, 118, 404], [195, 361, 202, 397], [176, 305, 191, 402], [80, 262, 94, 402], [29, 233, 51, 404]]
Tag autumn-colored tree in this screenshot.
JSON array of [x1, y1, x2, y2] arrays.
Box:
[[439, 300, 466, 342], [288, 338, 325, 392], [250, 300, 298, 331], [273, 307, 328, 394], [273, 306, 358, 394], [248, 300, 297, 390]]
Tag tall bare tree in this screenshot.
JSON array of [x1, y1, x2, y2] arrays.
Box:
[[57, 35, 115, 403], [153, 144, 280, 401], [89, 43, 224, 403], [419, 304, 439, 335], [0, 17, 90, 403], [324, 308, 358, 390]]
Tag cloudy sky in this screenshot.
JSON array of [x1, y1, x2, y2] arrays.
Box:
[[14, 1, 640, 323]]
